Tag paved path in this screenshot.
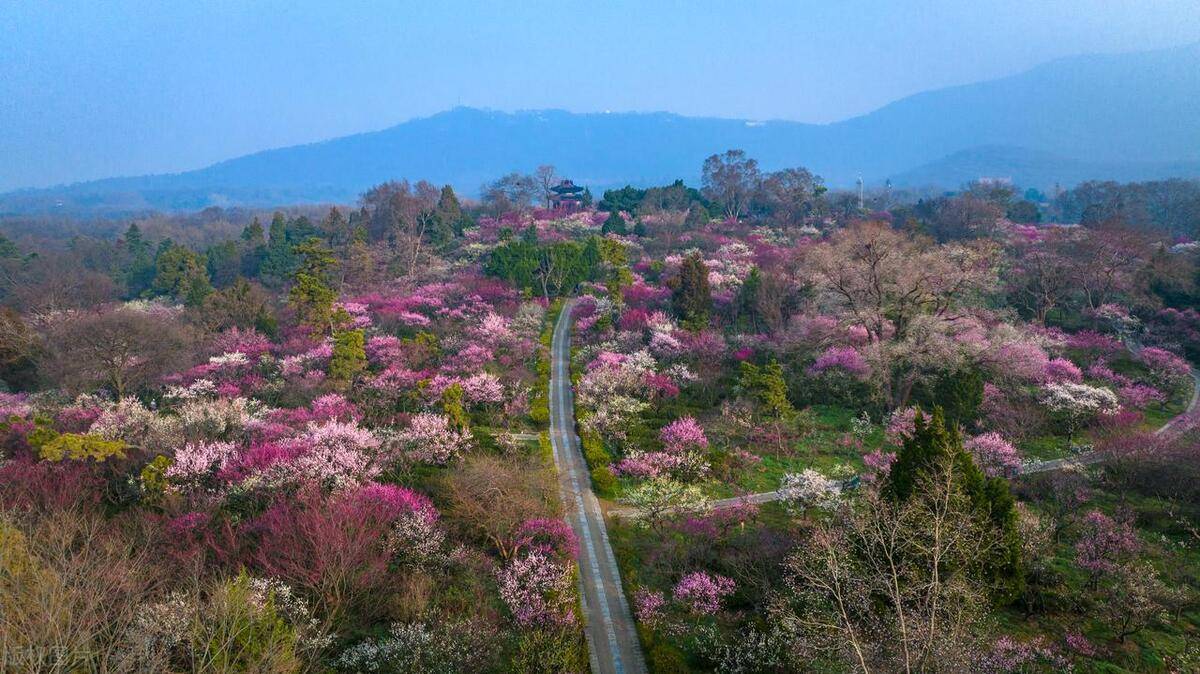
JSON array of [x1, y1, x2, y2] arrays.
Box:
[[611, 366, 1200, 518], [548, 301, 647, 674]]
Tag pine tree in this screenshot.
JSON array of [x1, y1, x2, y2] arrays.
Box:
[[260, 212, 296, 286], [886, 407, 1025, 601], [153, 244, 212, 307], [601, 210, 627, 235], [122, 223, 156, 296], [671, 251, 712, 329], [737, 265, 762, 331], [288, 237, 337, 334], [329, 329, 366, 386]]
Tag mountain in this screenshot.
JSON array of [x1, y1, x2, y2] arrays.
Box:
[[889, 146, 1200, 190], [4, 42, 1199, 215]]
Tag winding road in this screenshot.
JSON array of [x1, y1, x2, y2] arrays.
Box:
[[549, 301, 647, 674]]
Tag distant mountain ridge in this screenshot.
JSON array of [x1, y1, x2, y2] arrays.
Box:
[[4, 42, 1199, 215]]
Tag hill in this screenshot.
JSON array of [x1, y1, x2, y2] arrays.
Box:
[[3, 42, 1199, 215]]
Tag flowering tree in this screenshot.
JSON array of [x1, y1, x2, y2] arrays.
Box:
[[673, 571, 735, 615], [1039, 382, 1121, 442], [1074, 510, 1140, 583], [397, 412, 472, 465], [777, 469, 842, 514], [496, 551, 575, 628], [963, 433, 1022, 478], [623, 477, 706, 524]]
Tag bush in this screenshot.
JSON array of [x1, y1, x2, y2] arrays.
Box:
[[191, 573, 304, 673], [591, 466, 617, 497]]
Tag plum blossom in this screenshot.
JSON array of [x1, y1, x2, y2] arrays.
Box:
[[397, 412, 472, 465], [633, 589, 667, 628], [290, 420, 381, 487], [964, 432, 1022, 478], [673, 571, 735, 615], [1042, 357, 1082, 383], [166, 440, 239, 483], [777, 469, 842, 513], [807, 345, 871, 379], [1075, 509, 1140, 577], [496, 551, 575, 628]]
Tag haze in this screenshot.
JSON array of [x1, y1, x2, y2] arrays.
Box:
[[2, 0, 1199, 192]]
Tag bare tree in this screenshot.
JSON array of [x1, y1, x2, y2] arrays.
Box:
[[774, 461, 1000, 673], [40, 307, 193, 397], [535, 164, 559, 208]]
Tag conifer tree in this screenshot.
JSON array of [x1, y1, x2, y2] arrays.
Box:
[[288, 237, 337, 334], [671, 251, 712, 329]]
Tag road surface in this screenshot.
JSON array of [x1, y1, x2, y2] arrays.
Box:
[[549, 301, 647, 674]]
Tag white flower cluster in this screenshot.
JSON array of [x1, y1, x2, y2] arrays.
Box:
[[778, 469, 842, 514]]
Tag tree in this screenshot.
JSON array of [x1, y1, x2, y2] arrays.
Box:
[[701, 150, 760, 220], [755, 167, 826, 226], [153, 244, 212, 307], [288, 238, 337, 334], [535, 165, 559, 208], [121, 223, 155, 296], [40, 307, 192, 397], [808, 221, 997, 407], [601, 210, 627, 235], [444, 455, 556, 559], [329, 329, 366, 387], [886, 408, 1024, 601], [260, 212, 296, 286], [670, 251, 711, 329], [200, 278, 277, 335], [735, 266, 763, 331], [204, 240, 240, 288], [775, 460, 1004, 672], [482, 173, 538, 214]]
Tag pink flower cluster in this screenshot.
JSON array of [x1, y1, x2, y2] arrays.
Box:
[[660, 416, 708, 453], [496, 551, 575, 628], [673, 571, 735, 615], [399, 412, 472, 465], [1140, 347, 1191, 382], [512, 518, 578, 561], [964, 432, 1022, 478], [1041, 357, 1082, 383], [1074, 510, 1140, 576], [807, 345, 870, 379]]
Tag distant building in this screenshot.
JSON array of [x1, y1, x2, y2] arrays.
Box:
[[548, 179, 585, 211]]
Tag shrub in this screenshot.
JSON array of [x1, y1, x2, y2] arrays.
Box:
[[37, 433, 127, 462], [591, 466, 617, 497]]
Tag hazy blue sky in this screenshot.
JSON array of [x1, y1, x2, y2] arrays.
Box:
[[2, 0, 1198, 191]]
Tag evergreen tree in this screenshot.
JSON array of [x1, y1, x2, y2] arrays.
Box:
[[739, 359, 795, 420], [153, 244, 212, 307], [601, 210, 627, 235], [671, 251, 712, 329], [288, 237, 337, 333], [122, 224, 156, 296], [239, 218, 267, 276], [886, 407, 1025, 602], [241, 218, 266, 245], [204, 240, 240, 288], [260, 212, 296, 286], [913, 368, 985, 427], [736, 265, 763, 331], [441, 383, 469, 431], [329, 329, 366, 386]]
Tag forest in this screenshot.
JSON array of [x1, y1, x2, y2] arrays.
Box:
[[1, 154, 1199, 673]]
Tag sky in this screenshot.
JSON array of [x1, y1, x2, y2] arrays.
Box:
[[2, 0, 1198, 192]]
